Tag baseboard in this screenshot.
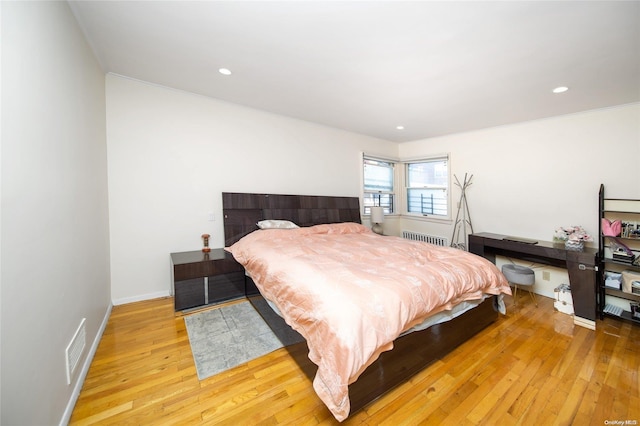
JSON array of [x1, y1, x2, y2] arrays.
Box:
[[59, 303, 113, 426], [573, 316, 596, 330], [112, 290, 171, 306]]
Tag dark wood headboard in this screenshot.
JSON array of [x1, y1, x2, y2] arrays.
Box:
[[222, 192, 361, 246]]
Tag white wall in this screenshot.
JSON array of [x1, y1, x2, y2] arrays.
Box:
[[107, 74, 639, 302], [1, 2, 111, 425], [398, 103, 640, 296], [0, 3, 636, 422], [106, 75, 397, 303]]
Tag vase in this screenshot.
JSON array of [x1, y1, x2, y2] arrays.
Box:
[[565, 239, 584, 251]]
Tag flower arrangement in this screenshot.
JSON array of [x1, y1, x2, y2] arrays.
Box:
[[553, 226, 592, 250]]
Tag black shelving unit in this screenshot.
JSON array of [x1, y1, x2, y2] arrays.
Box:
[[598, 184, 640, 324]]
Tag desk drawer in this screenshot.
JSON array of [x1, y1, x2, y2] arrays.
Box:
[[174, 263, 207, 281], [174, 258, 243, 281], [174, 278, 205, 311], [208, 272, 245, 304]]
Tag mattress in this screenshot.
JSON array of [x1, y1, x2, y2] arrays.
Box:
[[257, 279, 505, 336]]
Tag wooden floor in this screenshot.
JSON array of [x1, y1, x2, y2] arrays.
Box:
[[70, 295, 640, 425]]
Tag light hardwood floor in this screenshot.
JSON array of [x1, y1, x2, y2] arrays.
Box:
[[70, 295, 640, 425]]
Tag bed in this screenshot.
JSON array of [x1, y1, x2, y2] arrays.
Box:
[[222, 192, 511, 421]]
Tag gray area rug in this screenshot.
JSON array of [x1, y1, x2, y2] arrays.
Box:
[[184, 300, 304, 380]]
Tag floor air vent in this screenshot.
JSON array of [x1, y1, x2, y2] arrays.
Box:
[[66, 318, 86, 385], [402, 230, 448, 247]]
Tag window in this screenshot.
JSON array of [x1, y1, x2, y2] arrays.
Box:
[[406, 156, 449, 217], [363, 156, 395, 214]]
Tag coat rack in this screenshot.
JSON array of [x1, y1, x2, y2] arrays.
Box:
[[450, 173, 474, 250]]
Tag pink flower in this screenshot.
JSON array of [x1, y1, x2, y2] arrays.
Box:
[[553, 226, 593, 242]]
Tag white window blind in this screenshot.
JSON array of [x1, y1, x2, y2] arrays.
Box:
[[363, 156, 395, 214]]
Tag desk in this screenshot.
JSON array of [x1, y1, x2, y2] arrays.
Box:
[[469, 232, 599, 330]]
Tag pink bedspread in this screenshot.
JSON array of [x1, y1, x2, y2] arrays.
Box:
[[226, 223, 511, 421]]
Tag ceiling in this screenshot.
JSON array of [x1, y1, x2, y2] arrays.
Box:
[[68, 1, 640, 142]]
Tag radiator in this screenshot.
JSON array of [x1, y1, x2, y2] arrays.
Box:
[[402, 230, 448, 246]]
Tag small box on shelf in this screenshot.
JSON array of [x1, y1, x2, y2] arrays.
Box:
[[631, 302, 640, 320], [622, 270, 640, 294], [612, 250, 636, 264], [604, 271, 622, 290]]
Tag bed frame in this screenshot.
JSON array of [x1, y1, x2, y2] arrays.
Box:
[[222, 191, 361, 245], [222, 191, 498, 416]]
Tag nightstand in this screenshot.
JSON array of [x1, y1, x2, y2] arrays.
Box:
[[170, 249, 245, 312]]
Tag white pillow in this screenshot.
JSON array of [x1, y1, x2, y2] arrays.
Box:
[[257, 219, 300, 229]]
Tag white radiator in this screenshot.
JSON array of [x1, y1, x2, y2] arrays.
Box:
[[402, 230, 448, 246]]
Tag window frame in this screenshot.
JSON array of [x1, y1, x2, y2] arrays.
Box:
[[361, 153, 451, 222], [362, 155, 396, 215], [403, 154, 451, 220]]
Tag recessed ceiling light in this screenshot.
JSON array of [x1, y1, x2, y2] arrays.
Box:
[[552, 86, 569, 94], [396, 125, 405, 130], [218, 68, 232, 76]]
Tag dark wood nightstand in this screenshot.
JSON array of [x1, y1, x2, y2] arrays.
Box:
[[170, 249, 245, 312]]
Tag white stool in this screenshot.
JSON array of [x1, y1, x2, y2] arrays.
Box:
[[502, 264, 537, 307]]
